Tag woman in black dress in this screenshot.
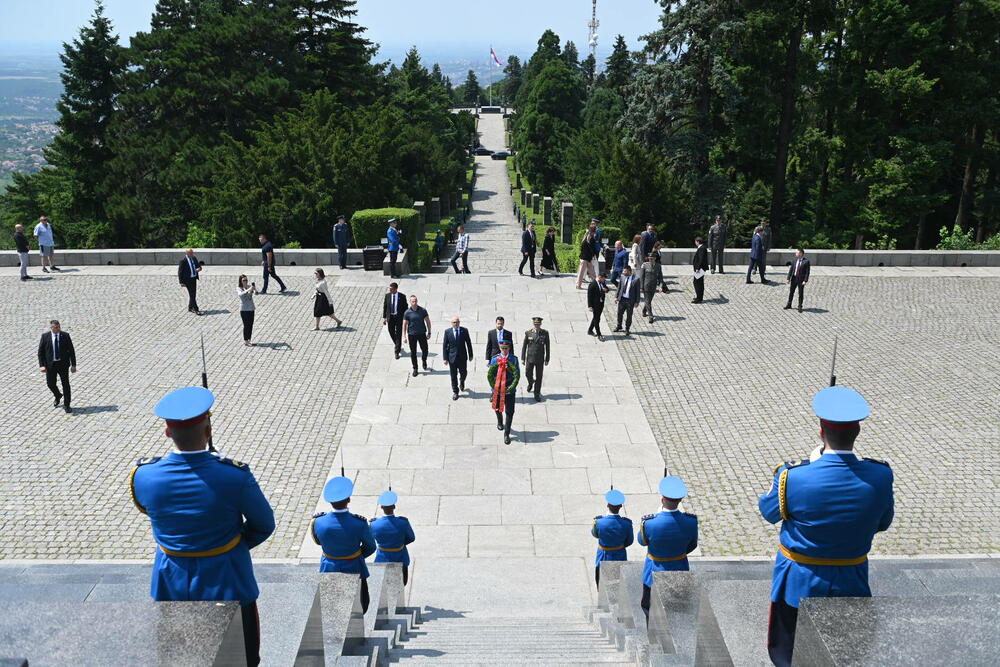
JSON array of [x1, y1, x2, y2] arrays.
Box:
[[540, 227, 559, 275], [313, 268, 342, 330]]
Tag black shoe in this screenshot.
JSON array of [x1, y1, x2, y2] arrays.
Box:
[[63, 405, 72, 414], [52, 266, 60, 271], [534, 394, 541, 402], [798, 306, 803, 313], [624, 330, 630, 336], [42, 267, 49, 273], [460, 380, 466, 391], [745, 280, 752, 284], [783, 304, 792, 310], [710, 270, 715, 274], [195, 310, 203, 316], [691, 299, 702, 303], [587, 330, 594, 336], [648, 317, 654, 324], [53, 395, 62, 407], [258, 290, 267, 294], [497, 423, 504, 431], [412, 369, 418, 377], [720, 270, 725, 274], [452, 393, 459, 400], [394, 350, 400, 359], [422, 362, 428, 371], [597, 335, 605, 342], [504, 436, 511, 445], [527, 382, 534, 393], [463, 269, 471, 274], [613, 327, 622, 332], [279, 287, 286, 293], [518, 271, 523, 276]]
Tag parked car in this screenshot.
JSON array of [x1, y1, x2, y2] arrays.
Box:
[[490, 151, 511, 160], [474, 146, 492, 156]]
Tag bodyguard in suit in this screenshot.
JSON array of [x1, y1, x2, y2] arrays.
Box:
[[746, 227, 767, 284], [759, 386, 894, 667], [333, 215, 351, 270], [521, 317, 551, 402], [178, 248, 202, 315], [443, 315, 474, 400], [370, 490, 416, 585], [310, 475, 377, 612], [518, 221, 537, 277], [691, 237, 709, 303], [38, 319, 76, 413], [708, 215, 727, 274], [637, 253, 666, 323], [784, 248, 810, 312], [485, 316, 514, 361], [488, 337, 520, 445], [591, 489, 633, 588], [131, 387, 275, 665], [382, 283, 407, 359], [638, 476, 698, 620], [614, 266, 640, 335], [587, 273, 610, 341]]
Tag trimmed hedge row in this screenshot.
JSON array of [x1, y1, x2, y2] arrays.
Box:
[[350, 208, 419, 248]]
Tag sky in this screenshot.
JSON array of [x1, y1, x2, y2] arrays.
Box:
[[0, 0, 664, 62]]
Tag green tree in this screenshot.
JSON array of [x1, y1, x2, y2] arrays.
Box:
[[503, 55, 523, 103], [603, 35, 633, 96], [459, 69, 481, 105]]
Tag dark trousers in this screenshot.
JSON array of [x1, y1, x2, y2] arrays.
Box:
[[240, 311, 255, 341], [449, 361, 468, 393], [241, 601, 261, 666], [640, 584, 651, 622], [767, 599, 798, 667], [616, 299, 635, 331], [711, 247, 725, 272], [595, 566, 601, 588], [408, 334, 428, 370], [526, 362, 543, 395], [182, 278, 199, 312], [360, 577, 370, 614], [494, 396, 515, 436], [46, 362, 71, 406], [450, 250, 469, 273], [519, 252, 535, 276], [402, 565, 409, 586], [337, 245, 348, 269], [588, 305, 604, 336], [693, 276, 705, 301], [262, 264, 286, 292], [786, 280, 805, 308], [389, 250, 399, 277], [387, 316, 403, 353], [747, 258, 766, 282]]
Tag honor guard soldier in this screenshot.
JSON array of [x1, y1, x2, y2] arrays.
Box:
[[310, 475, 377, 612], [488, 336, 520, 445], [370, 490, 416, 585], [131, 386, 275, 666], [637, 476, 698, 621], [759, 386, 894, 667], [521, 316, 551, 402], [591, 489, 633, 588]]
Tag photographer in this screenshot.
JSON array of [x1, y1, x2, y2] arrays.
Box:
[[237, 275, 258, 346]]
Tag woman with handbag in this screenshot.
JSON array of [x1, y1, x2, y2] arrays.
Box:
[[313, 268, 343, 330]]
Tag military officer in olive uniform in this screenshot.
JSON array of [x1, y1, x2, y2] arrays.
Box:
[[759, 385, 894, 667], [131, 386, 275, 666], [310, 476, 377, 612], [521, 316, 551, 402], [637, 476, 698, 621], [591, 489, 633, 588], [370, 490, 416, 585]]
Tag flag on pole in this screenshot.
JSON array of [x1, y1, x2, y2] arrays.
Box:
[[490, 47, 504, 67]]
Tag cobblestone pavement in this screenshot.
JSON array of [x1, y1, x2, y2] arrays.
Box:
[[0, 268, 381, 559], [611, 271, 1000, 556]]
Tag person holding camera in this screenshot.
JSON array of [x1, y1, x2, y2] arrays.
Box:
[[237, 275, 258, 346]]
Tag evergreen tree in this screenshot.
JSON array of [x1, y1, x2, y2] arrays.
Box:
[[580, 54, 597, 90], [460, 69, 481, 105], [562, 41, 580, 76], [603, 35, 633, 96], [502, 55, 523, 104]]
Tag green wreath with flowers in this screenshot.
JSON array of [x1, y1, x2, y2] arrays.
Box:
[[486, 357, 520, 393]]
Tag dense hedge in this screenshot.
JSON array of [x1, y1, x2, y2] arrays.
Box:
[[350, 208, 419, 248]]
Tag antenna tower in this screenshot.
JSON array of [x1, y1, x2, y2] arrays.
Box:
[[587, 0, 599, 59]]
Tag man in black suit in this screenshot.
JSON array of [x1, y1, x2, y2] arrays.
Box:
[[485, 316, 514, 362], [640, 224, 657, 258], [382, 282, 407, 359], [442, 316, 474, 400], [38, 319, 76, 413], [178, 248, 202, 315], [785, 247, 811, 312], [691, 237, 709, 303], [588, 273, 610, 341], [614, 266, 640, 336], [518, 221, 537, 277]]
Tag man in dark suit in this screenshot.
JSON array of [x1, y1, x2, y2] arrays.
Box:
[[708, 216, 727, 274], [333, 215, 351, 270], [785, 247, 810, 312], [38, 319, 76, 413], [177, 248, 202, 315], [640, 224, 657, 259], [518, 221, 537, 277], [614, 266, 640, 335], [588, 273, 610, 341], [692, 237, 709, 303], [442, 316, 474, 400], [485, 316, 514, 362], [747, 227, 767, 284], [382, 282, 407, 359]]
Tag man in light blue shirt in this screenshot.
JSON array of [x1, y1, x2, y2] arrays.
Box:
[[33, 216, 58, 272]]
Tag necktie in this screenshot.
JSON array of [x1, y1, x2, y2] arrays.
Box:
[[454, 328, 459, 342], [624, 278, 630, 297], [392, 294, 397, 315], [795, 260, 802, 277], [54, 333, 60, 361], [189, 257, 195, 277]]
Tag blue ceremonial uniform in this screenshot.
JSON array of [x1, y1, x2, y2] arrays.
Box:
[[387, 226, 400, 251], [637, 510, 699, 586], [592, 514, 633, 566], [311, 510, 377, 578], [371, 515, 416, 566], [131, 451, 275, 605]]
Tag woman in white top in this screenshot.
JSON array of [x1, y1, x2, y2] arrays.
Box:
[[313, 268, 342, 330], [629, 234, 642, 271], [237, 274, 258, 346]]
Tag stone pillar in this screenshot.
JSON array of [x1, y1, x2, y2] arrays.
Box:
[[561, 203, 574, 244], [532, 193, 540, 214], [429, 197, 441, 225], [543, 197, 553, 226], [515, 173, 522, 189], [413, 201, 426, 242], [523, 190, 531, 207]]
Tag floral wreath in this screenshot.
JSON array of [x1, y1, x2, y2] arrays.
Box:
[[486, 356, 520, 393]]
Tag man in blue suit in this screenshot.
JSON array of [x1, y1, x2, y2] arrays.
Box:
[[131, 386, 275, 665], [519, 221, 537, 277], [443, 315, 474, 400], [759, 386, 894, 667], [370, 490, 416, 585], [310, 475, 377, 612], [747, 225, 768, 284], [637, 476, 698, 621], [333, 215, 351, 270], [386, 218, 402, 278], [591, 489, 633, 588]]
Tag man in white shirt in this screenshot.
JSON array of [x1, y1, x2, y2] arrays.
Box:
[[33, 216, 59, 273], [450, 224, 471, 274]]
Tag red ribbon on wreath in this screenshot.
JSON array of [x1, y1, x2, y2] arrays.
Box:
[[491, 355, 509, 414]]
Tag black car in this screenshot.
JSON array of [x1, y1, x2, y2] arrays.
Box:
[[490, 151, 510, 160], [474, 146, 492, 156]]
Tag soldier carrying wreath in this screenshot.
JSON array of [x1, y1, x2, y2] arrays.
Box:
[[487, 334, 520, 444]]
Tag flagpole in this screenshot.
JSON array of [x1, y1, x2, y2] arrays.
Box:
[[489, 45, 494, 107]]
